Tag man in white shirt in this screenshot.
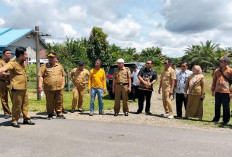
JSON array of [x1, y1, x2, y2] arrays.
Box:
[[131, 65, 140, 102], [175, 62, 192, 118]]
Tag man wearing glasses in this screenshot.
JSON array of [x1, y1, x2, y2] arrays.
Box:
[[70, 61, 90, 113], [175, 62, 192, 118], [158, 59, 176, 119], [136, 60, 157, 114], [211, 57, 232, 125]]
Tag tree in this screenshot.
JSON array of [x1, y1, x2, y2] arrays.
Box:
[[87, 27, 112, 67], [139, 47, 165, 66]]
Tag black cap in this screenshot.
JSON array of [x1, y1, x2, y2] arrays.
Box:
[[78, 61, 85, 66]]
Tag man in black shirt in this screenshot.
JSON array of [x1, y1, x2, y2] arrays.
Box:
[[137, 60, 158, 114]]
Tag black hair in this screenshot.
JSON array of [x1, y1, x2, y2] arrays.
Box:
[[95, 59, 102, 65], [3, 48, 11, 54], [181, 61, 188, 66], [15, 47, 26, 58], [147, 60, 153, 64], [165, 59, 172, 64]]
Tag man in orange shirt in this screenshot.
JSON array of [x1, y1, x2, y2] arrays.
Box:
[[211, 57, 232, 124], [88, 59, 106, 116]]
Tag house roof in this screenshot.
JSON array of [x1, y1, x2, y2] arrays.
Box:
[[0, 28, 33, 47]]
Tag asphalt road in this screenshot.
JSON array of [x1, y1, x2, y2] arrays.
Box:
[[0, 116, 232, 157]]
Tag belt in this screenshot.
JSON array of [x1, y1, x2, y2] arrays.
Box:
[[116, 83, 128, 85], [0, 80, 9, 83]]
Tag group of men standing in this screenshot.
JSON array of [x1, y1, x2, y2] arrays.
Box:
[[0, 47, 232, 128]]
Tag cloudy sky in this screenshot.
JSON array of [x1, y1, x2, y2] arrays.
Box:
[[0, 0, 232, 57]]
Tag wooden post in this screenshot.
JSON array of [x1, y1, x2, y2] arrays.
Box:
[[35, 26, 41, 100]]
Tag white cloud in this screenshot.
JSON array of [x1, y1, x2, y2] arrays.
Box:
[[0, 18, 5, 26], [102, 16, 141, 40]]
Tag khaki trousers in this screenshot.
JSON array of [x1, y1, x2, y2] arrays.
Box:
[[72, 85, 85, 110], [11, 89, 30, 123], [162, 90, 173, 115], [0, 81, 11, 115], [44, 90, 63, 116], [114, 84, 129, 113]]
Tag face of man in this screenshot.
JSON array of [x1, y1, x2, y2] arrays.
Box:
[[181, 63, 188, 72], [117, 62, 124, 68], [172, 65, 176, 70], [133, 68, 137, 72], [21, 51, 27, 61], [78, 65, 84, 70], [163, 60, 170, 69], [220, 60, 227, 68], [95, 61, 101, 69], [146, 61, 152, 69], [48, 56, 56, 65], [3, 51, 11, 62]]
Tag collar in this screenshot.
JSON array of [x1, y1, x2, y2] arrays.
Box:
[[145, 67, 151, 72], [165, 67, 171, 71], [118, 66, 125, 70], [15, 58, 24, 65]]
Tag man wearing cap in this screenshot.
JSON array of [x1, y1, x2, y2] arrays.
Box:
[[38, 52, 66, 120], [158, 59, 176, 119], [70, 61, 90, 113], [211, 56, 232, 125], [0, 49, 12, 119], [112, 58, 131, 116], [0, 47, 35, 128]]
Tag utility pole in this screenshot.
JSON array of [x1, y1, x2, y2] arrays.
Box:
[[34, 26, 50, 100], [35, 26, 41, 100]]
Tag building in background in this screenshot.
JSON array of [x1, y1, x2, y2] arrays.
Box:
[[0, 28, 47, 64]]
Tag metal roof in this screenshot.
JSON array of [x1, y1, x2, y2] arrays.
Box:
[[0, 28, 33, 47]]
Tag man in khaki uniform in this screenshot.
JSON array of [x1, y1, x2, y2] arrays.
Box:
[[70, 61, 89, 113], [0, 47, 35, 128], [0, 49, 12, 118], [38, 52, 66, 120], [158, 59, 176, 119], [112, 58, 131, 116]]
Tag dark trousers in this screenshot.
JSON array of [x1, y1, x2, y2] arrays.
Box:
[[138, 89, 152, 113], [176, 93, 188, 117], [213, 92, 230, 123], [132, 85, 139, 100]]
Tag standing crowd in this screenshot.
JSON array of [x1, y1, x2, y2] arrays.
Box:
[[0, 47, 232, 128]]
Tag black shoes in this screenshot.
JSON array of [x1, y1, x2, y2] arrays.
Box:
[[146, 111, 152, 115], [47, 114, 53, 120], [114, 113, 119, 116], [71, 110, 75, 113], [62, 110, 68, 114], [136, 111, 142, 114], [57, 115, 65, 119], [77, 109, 83, 112], [12, 123, 20, 128], [23, 121, 35, 125], [124, 112, 129, 116]]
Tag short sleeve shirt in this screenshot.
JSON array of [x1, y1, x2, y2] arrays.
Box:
[[138, 68, 157, 91], [0, 59, 10, 85], [70, 68, 90, 87], [160, 67, 176, 92], [38, 63, 66, 91], [176, 70, 193, 94], [113, 67, 131, 84], [4, 59, 27, 90]]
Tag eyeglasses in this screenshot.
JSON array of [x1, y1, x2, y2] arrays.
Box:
[[163, 62, 168, 65], [146, 63, 151, 65], [181, 66, 186, 67], [220, 60, 227, 63]]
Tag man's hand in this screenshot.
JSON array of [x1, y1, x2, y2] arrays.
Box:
[[128, 87, 131, 93], [169, 89, 173, 95], [212, 91, 215, 96], [38, 86, 43, 93], [103, 89, 107, 94], [201, 95, 205, 100], [112, 88, 115, 94], [88, 89, 90, 93], [136, 81, 140, 85], [158, 88, 161, 94], [184, 93, 187, 98]]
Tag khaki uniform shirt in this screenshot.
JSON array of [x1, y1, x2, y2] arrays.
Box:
[[38, 63, 66, 91], [160, 67, 176, 92], [113, 67, 131, 84], [70, 68, 90, 87], [0, 59, 10, 86], [4, 59, 27, 90]]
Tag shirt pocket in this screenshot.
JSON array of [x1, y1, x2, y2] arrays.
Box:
[[15, 67, 24, 75]]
